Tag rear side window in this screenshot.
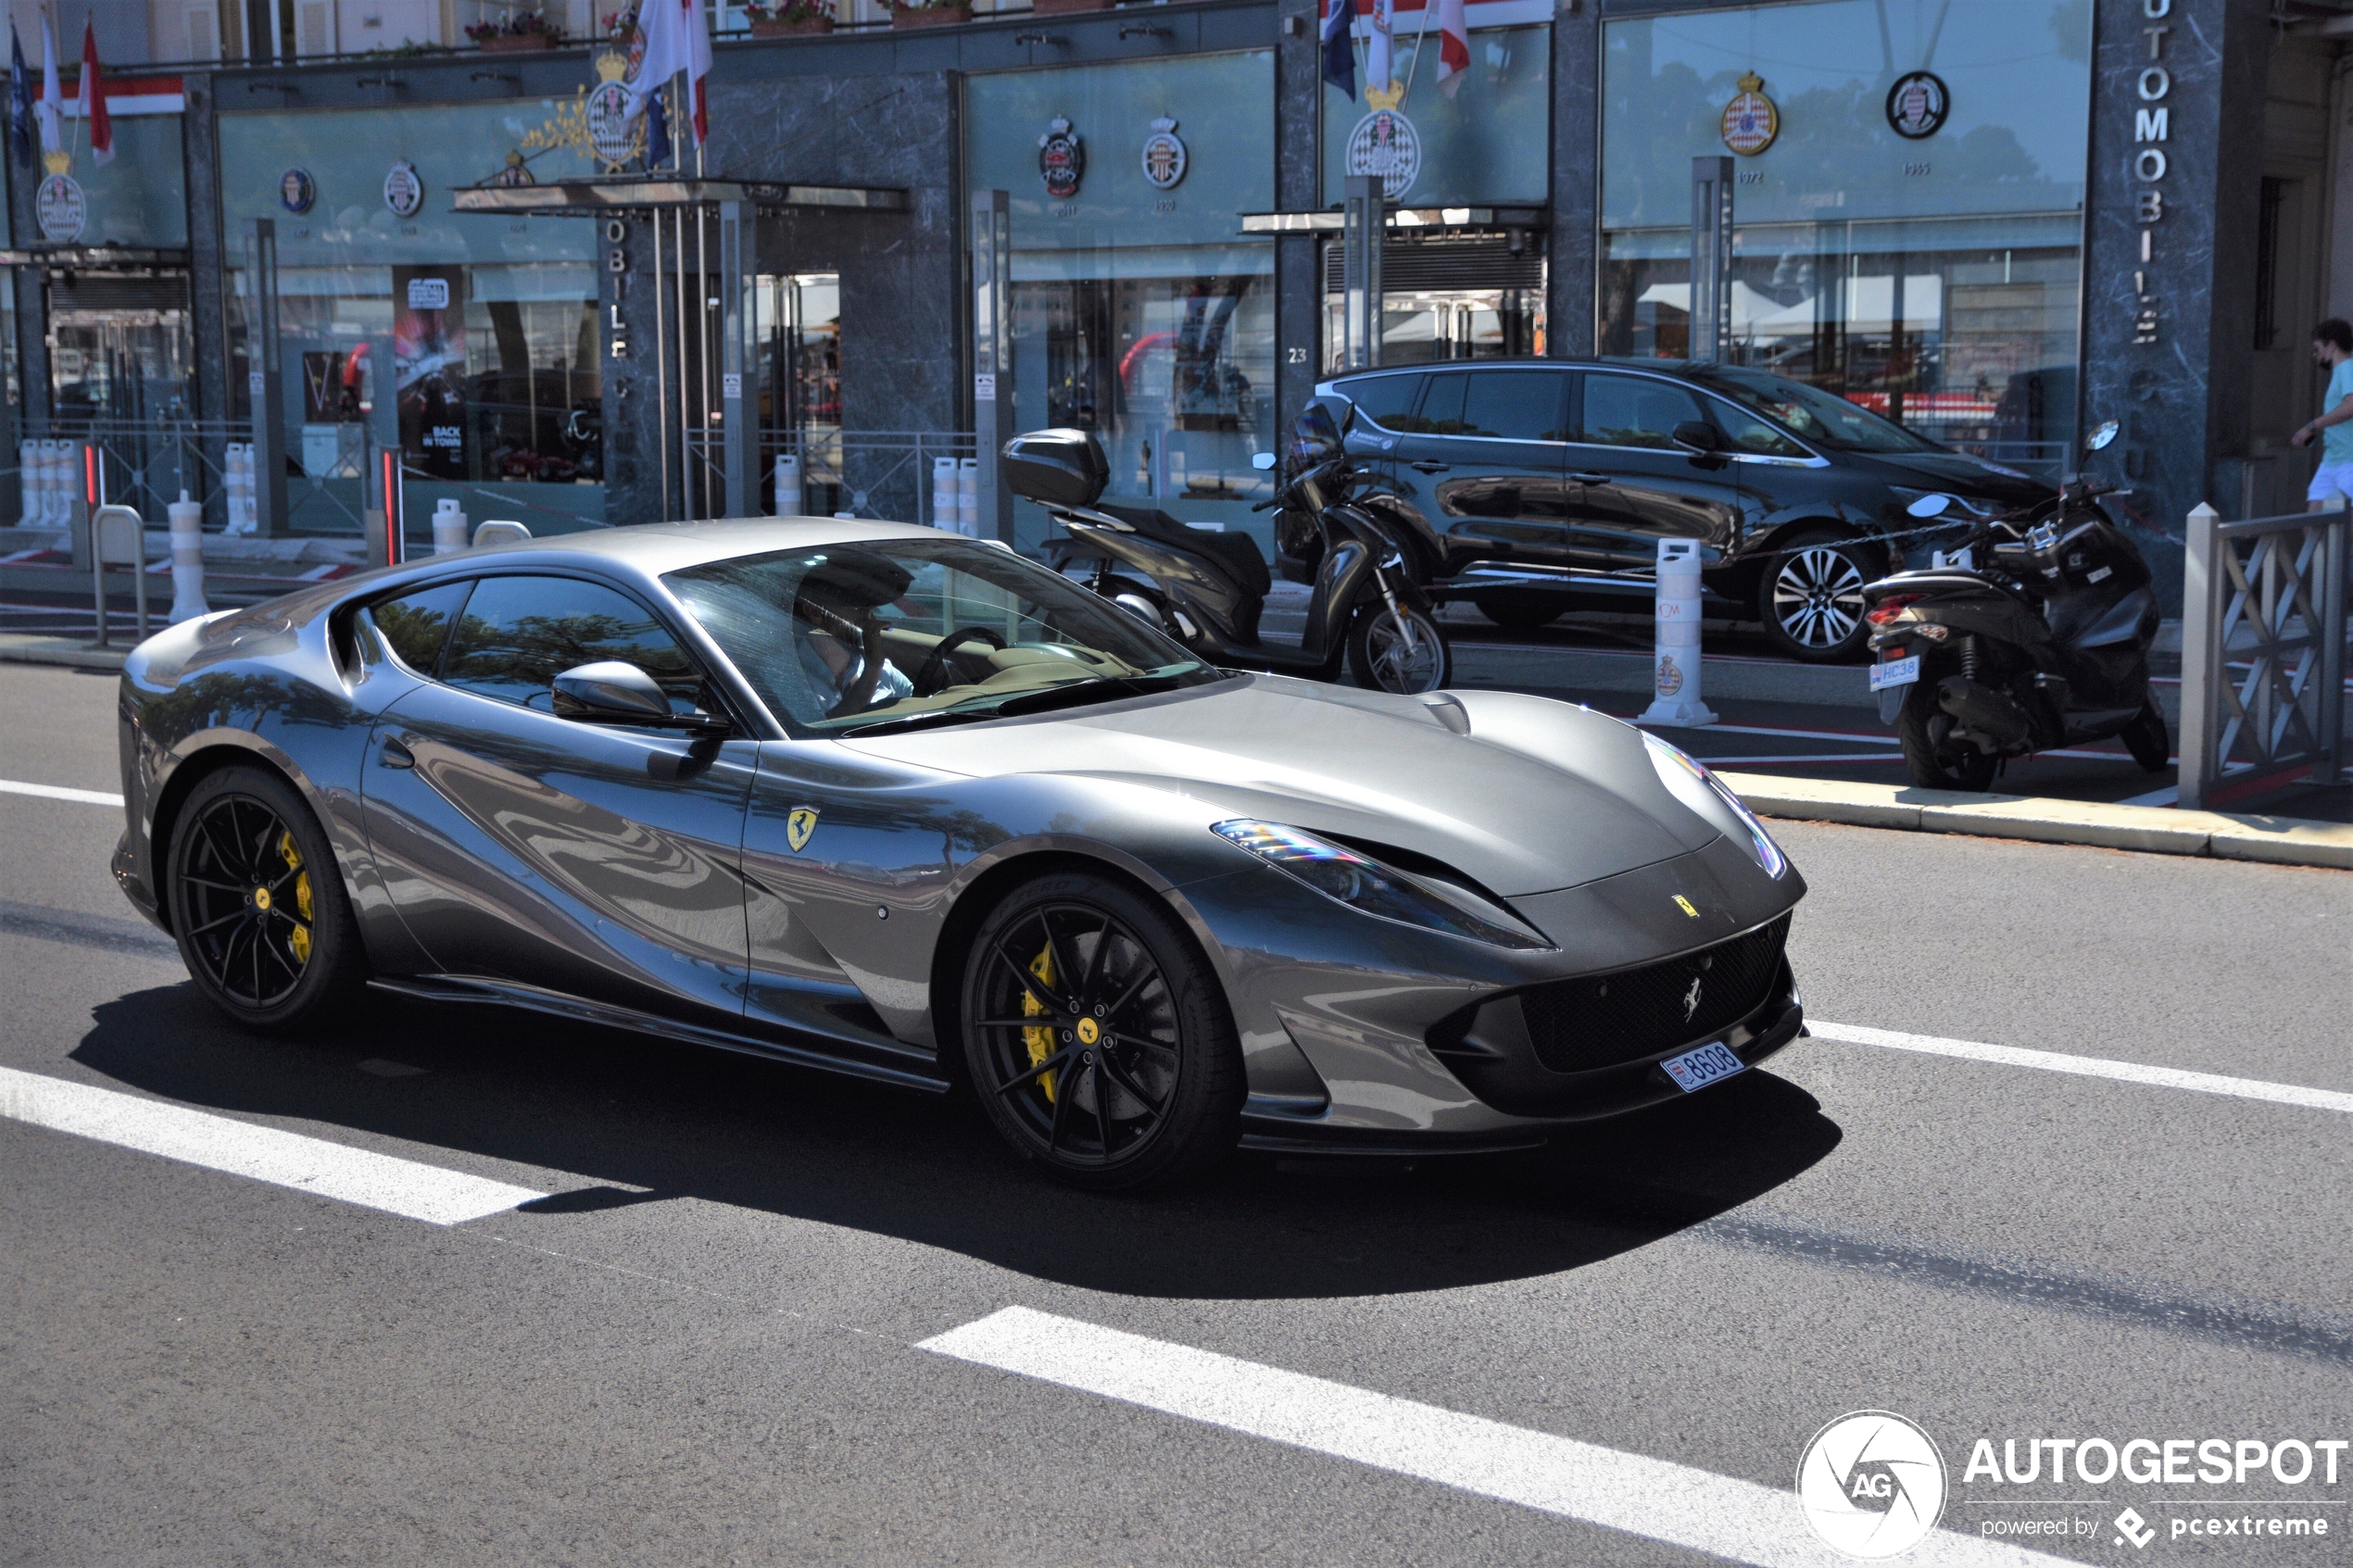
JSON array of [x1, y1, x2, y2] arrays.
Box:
[[1330, 372, 1425, 431], [1459, 370, 1569, 441], [1578, 373, 1708, 450], [1410, 372, 1470, 433], [442, 574, 702, 713], [366, 581, 472, 676]]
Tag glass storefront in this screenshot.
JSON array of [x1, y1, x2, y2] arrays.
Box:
[[1599, 0, 2091, 475], [966, 52, 1277, 552], [42, 113, 195, 426], [219, 99, 603, 533]]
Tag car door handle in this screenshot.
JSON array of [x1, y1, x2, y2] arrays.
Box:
[[380, 734, 415, 769], [1568, 472, 1614, 485], [1410, 460, 1451, 473]]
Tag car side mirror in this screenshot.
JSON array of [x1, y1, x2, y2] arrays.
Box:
[[1671, 420, 1722, 454], [553, 660, 721, 733]]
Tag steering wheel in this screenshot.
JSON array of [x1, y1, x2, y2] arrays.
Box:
[[912, 624, 1008, 696]]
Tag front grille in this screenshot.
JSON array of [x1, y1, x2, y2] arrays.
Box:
[[1519, 915, 1791, 1074]]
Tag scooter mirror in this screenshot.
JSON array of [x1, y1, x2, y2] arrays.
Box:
[[1906, 493, 1955, 519], [2084, 419, 2120, 452], [1251, 452, 1277, 470]]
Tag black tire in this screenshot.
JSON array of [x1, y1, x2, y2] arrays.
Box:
[[1757, 530, 1879, 662], [1894, 682, 1998, 792], [960, 872, 1243, 1191], [1474, 596, 1561, 634], [167, 764, 369, 1032], [2120, 698, 2171, 772], [1348, 602, 1453, 693]]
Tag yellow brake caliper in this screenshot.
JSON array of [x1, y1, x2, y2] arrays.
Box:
[[1020, 942, 1058, 1103], [279, 830, 313, 966]]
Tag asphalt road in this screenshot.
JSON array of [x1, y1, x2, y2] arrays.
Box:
[[4, 659, 2348, 1567]]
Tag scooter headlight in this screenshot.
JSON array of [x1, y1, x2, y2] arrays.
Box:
[[1642, 733, 1789, 879]]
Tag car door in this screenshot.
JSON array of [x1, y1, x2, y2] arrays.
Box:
[[358, 570, 758, 1026], [1386, 367, 1572, 562], [1567, 371, 1747, 575]]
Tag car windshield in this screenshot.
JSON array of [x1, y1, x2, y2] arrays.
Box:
[[665, 537, 1219, 736], [1686, 367, 1943, 454]]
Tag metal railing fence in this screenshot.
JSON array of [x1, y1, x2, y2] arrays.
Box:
[[676, 426, 977, 529], [2177, 499, 2349, 810]]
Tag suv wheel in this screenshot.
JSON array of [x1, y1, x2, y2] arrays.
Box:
[[1759, 531, 1876, 662]]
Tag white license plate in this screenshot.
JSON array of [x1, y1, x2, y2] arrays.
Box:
[[1869, 654, 1920, 692], [1661, 1041, 1746, 1093]]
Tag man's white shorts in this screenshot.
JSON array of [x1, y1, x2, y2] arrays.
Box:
[[2310, 461, 2353, 506]]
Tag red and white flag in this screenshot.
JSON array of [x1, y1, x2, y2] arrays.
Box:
[[628, 0, 711, 149], [1433, 0, 1470, 98], [77, 19, 109, 165]]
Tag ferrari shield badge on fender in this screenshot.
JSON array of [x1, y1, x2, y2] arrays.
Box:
[[786, 808, 820, 853], [1673, 895, 1699, 918]]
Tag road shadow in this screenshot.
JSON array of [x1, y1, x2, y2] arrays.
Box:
[[73, 983, 1842, 1300]]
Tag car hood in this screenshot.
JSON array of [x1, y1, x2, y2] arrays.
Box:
[[1848, 449, 2055, 507], [842, 675, 1712, 897]]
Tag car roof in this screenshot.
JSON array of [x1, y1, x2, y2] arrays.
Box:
[[1325, 358, 1705, 379], [448, 517, 955, 577]]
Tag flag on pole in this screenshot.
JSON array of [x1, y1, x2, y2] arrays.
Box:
[[1320, 0, 1354, 101], [35, 7, 60, 156], [1433, 0, 1470, 98], [7, 25, 31, 166], [77, 19, 109, 165], [645, 84, 671, 171], [1365, 0, 1394, 99], [626, 0, 711, 151]]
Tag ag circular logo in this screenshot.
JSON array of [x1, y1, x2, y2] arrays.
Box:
[[1343, 107, 1420, 200], [35, 172, 85, 242], [384, 160, 423, 218], [279, 168, 315, 214], [1886, 71, 1949, 139], [1797, 1411, 1946, 1559]]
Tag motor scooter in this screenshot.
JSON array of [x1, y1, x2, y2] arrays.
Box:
[[1859, 420, 2169, 790], [1013, 399, 1453, 694]]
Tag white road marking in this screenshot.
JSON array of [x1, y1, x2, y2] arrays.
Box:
[[0, 1065, 543, 1224], [1811, 1022, 2353, 1114], [0, 778, 124, 807], [921, 1306, 2064, 1568]]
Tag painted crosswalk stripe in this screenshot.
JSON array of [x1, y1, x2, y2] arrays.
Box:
[[920, 1306, 2066, 1568], [1810, 1022, 2353, 1114], [0, 1065, 543, 1224], [0, 778, 124, 807]]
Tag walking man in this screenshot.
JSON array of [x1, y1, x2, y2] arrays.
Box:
[[2291, 318, 2353, 510]]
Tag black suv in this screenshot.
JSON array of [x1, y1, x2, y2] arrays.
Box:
[[1285, 358, 2055, 660]]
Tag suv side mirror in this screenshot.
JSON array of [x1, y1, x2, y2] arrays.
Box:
[[1671, 420, 1722, 454]]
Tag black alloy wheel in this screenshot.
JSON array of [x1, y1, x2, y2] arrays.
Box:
[[168, 765, 367, 1031], [961, 872, 1243, 1190], [1348, 603, 1453, 694], [1894, 682, 1999, 792], [1760, 531, 1876, 662], [1474, 596, 1562, 634], [2120, 698, 2171, 772]]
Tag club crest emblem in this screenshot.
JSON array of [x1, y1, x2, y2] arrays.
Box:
[[1140, 116, 1187, 191], [585, 51, 641, 172], [1038, 115, 1085, 200], [35, 169, 85, 242], [1719, 70, 1780, 157], [786, 807, 820, 853], [384, 160, 424, 218], [1885, 70, 1948, 140], [280, 168, 316, 214], [1343, 105, 1421, 200]]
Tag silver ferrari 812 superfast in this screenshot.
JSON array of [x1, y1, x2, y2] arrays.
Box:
[[111, 520, 1806, 1187]]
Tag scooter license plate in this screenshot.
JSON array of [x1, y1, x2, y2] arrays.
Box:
[[1869, 654, 1921, 692]]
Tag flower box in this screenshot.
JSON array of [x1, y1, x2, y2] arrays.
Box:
[[890, 4, 973, 29], [751, 14, 835, 32], [478, 31, 559, 51], [1031, 0, 1111, 13]]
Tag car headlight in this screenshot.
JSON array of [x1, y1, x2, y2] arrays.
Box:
[[1642, 733, 1789, 879], [1210, 820, 1550, 948]]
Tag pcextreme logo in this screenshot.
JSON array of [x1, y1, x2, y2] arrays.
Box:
[[1797, 1411, 1947, 1559]]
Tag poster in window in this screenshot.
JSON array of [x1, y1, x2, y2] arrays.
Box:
[[394, 266, 469, 480]]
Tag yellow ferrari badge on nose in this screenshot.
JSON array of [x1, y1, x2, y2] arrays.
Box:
[[1673, 895, 1698, 918], [786, 807, 820, 853]]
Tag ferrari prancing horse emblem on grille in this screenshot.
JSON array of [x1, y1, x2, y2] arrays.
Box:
[[1681, 975, 1704, 1022], [786, 807, 820, 853]]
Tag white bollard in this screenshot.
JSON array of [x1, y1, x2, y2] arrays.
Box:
[[44, 440, 70, 526], [956, 457, 981, 538], [774, 453, 804, 517], [18, 440, 36, 526], [223, 444, 254, 535], [1640, 537, 1718, 727], [431, 496, 469, 555], [167, 489, 209, 623]]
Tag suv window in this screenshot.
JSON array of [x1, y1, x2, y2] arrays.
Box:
[[365, 581, 472, 675], [1578, 374, 1709, 450], [1410, 371, 1469, 433], [442, 574, 704, 713], [1329, 372, 1425, 431], [1461, 370, 1568, 441]]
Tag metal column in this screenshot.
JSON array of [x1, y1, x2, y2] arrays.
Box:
[[1689, 157, 1734, 365], [1341, 175, 1384, 371], [719, 200, 756, 519], [243, 218, 290, 536], [971, 189, 1013, 544]]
